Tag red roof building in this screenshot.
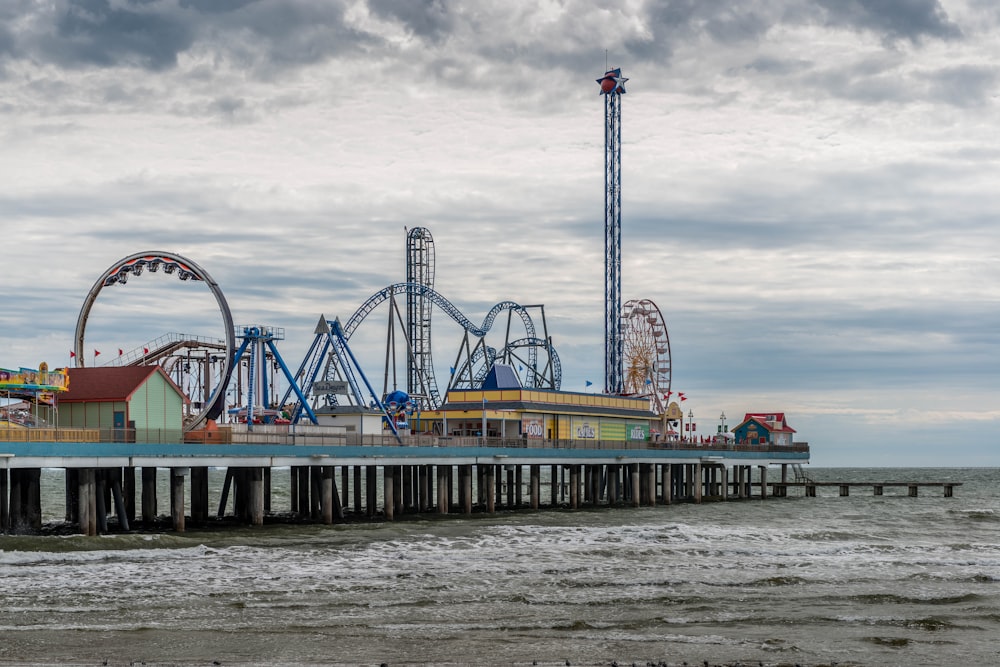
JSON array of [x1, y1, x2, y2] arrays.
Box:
[[733, 412, 797, 446], [59, 367, 188, 440]]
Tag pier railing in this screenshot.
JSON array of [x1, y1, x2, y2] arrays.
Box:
[[0, 424, 809, 454]]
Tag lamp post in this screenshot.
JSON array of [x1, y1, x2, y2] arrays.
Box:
[[688, 408, 694, 443], [482, 396, 488, 445]]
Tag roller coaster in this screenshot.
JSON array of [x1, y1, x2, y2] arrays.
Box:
[[315, 227, 561, 413]]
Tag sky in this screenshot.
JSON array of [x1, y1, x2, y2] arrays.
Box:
[[1, 0, 998, 467]]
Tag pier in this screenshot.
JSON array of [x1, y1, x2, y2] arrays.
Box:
[[1, 428, 811, 535], [771, 481, 961, 497]]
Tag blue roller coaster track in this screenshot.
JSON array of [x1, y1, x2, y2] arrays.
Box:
[[326, 282, 561, 409]]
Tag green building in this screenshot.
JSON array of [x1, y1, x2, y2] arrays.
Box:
[[59, 367, 187, 442]]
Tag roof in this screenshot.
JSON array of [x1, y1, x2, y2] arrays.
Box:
[[736, 412, 797, 434], [482, 363, 522, 390], [61, 366, 188, 403]]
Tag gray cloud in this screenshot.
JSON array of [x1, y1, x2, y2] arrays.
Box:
[[816, 0, 961, 43]]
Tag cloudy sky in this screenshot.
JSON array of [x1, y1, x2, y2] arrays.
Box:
[[2, 0, 998, 466]]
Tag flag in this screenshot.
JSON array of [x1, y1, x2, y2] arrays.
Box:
[[69, 350, 76, 358], [645, 378, 652, 385], [143, 347, 149, 355], [118, 348, 123, 356], [680, 395, 688, 402], [585, 380, 593, 387], [94, 350, 101, 357]]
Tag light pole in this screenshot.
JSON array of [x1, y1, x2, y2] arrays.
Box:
[[482, 396, 488, 445], [688, 409, 694, 443]]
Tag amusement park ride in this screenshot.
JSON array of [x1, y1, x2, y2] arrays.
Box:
[[66, 67, 675, 434]]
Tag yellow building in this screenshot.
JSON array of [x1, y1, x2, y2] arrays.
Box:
[[417, 388, 655, 443]]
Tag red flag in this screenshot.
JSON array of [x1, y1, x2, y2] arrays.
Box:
[[143, 347, 149, 354], [94, 349, 101, 357], [118, 348, 123, 356], [69, 350, 76, 358]]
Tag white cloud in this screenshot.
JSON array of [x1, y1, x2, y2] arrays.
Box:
[[0, 0, 997, 465]]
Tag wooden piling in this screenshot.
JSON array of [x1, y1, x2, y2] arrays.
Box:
[[530, 465, 540, 510], [170, 468, 186, 532], [462, 465, 473, 514], [217, 468, 234, 517], [0, 466, 8, 533], [110, 474, 130, 532], [437, 465, 448, 514], [485, 464, 496, 513], [321, 465, 335, 525], [95, 470, 108, 534], [354, 466, 363, 514], [142, 467, 157, 525], [569, 465, 580, 509], [64, 468, 78, 523], [384, 465, 395, 520], [123, 466, 136, 525], [366, 465, 377, 517], [191, 467, 209, 523], [550, 465, 558, 506], [78, 468, 96, 537]]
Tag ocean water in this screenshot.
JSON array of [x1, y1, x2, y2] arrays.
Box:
[[1, 467, 997, 667]]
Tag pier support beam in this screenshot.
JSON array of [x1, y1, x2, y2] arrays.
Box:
[[694, 463, 703, 504], [110, 474, 130, 532], [191, 467, 209, 524], [123, 466, 136, 526], [462, 465, 473, 515], [78, 468, 97, 537], [354, 466, 363, 514], [249, 467, 265, 526], [142, 467, 157, 526], [569, 466, 580, 509], [530, 465, 540, 510], [437, 465, 449, 514], [550, 465, 559, 506], [321, 466, 335, 525], [384, 466, 395, 520], [0, 466, 7, 533], [170, 468, 187, 533]]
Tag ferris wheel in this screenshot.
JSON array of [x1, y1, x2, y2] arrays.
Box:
[[621, 298, 671, 414]]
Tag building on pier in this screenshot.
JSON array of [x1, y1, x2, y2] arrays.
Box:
[[418, 388, 660, 442], [58, 367, 188, 440], [732, 412, 797, 446]]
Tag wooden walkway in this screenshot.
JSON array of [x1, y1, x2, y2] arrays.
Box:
[[770, 481, 961, 497]]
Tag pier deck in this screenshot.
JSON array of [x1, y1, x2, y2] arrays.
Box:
[[770, 481, 961, 497], [0, 433, 815, 535]]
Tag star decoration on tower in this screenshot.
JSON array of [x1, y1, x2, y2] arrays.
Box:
[[597, 68, 628, 95]]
